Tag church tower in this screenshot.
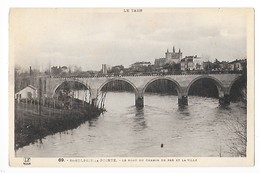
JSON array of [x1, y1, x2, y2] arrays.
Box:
[[165, 49, 170, 61], [178, 48, 182, 60]]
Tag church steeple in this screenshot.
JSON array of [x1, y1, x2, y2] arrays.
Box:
[[179, 48, 181, 53], [167, 49, 169, 53], [173, 46, 175, 53]]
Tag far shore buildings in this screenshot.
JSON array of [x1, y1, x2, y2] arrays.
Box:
[[154, 46, 182, 67], [101, 46, 246, 75]]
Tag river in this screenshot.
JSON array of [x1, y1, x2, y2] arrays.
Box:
[[16, 91, 246, 157]]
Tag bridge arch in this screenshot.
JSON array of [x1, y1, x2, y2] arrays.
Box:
[[186, 76, 225, 98], [227, 75, 245, 95], [228, 75, 247, 103], [98, 78, 140, 96], [142, 77, 182, 98], [52, 79, 90, 98]]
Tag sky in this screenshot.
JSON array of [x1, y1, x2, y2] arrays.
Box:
[[10, 8, 248, 71]]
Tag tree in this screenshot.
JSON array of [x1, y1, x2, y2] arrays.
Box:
[[44, 69, 51, 75], [51, 66, 62, 76], [173, 63, 181, 71], [203, 61, 213, 71], [110, 65, 124, 74], [163, 63, 180, 74], [241, 60, 247, 76], [213, 59, 221, 70], [14, 66, 30, 93], [144, 65, 155, 73], [73, 65, 82, 75], [15, 65, 22, 77], [227, 118, 247, 157]]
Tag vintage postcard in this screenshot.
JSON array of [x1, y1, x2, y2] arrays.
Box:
[[9, 8, 254, 167]]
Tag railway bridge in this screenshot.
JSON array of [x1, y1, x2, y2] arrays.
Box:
[[39, 73, 242, 108]]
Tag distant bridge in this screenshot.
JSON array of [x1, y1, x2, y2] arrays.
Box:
[[38, 73, 242, 108]]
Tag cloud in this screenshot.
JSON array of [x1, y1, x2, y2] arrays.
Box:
[[10, 9, 248, 71]]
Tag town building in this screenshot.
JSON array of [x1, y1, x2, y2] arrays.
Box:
[[101, 64, 111, 74], [229, 59, 246, 71], [154, 46, 182, 67], [180, 55, 203, 71], [131, 61, 151, 68], [219, 61, 229, 71], [131, 61, 151, 72], [202, 61, 213, 71], [15, 85, 37, 100], [154, 58, 165, 67]]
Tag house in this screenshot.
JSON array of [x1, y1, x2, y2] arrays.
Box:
[[15, 85, 37, 100], [131, 61, 151, 72], [229, 59, 246, 71], [181, 55, 203, 71]]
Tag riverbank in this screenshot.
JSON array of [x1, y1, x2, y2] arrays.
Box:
[[15, 100, 103, 150]]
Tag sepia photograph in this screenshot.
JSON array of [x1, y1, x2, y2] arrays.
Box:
[[8, 8, 254, 166]]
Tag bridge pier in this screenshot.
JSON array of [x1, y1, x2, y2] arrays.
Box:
[[89, 88, 99, 107], [178, 95, 188, 106], [219, 94, 230, 106], [135, 96, 144, 108]]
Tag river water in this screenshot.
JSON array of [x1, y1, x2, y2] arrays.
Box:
[[16, 92, 246, 157]]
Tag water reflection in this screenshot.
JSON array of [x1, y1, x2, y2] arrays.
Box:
[[218, 104, 232, 111], [177, 105, 190, 117], [88, 119, 98, 128], [132, 108, 148, 132]]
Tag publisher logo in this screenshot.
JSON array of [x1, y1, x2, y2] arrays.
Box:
[[23, 157, 31, 165]]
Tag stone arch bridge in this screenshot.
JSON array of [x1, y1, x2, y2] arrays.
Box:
[[39, 74, 242, 108]]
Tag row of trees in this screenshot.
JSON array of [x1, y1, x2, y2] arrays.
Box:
[[15, 65, 85, 77]]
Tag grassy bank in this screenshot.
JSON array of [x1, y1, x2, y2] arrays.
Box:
[[15, 101, 103, 150]]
